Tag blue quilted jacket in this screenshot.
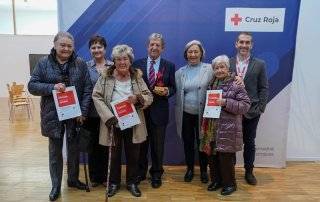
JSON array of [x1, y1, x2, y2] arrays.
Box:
[[28, 49, 92, 138]]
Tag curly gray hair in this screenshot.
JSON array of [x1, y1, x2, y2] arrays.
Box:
[[111, 44, 134, 63]]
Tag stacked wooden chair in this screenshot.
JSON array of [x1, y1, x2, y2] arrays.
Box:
[[7, 82, 33, 121]]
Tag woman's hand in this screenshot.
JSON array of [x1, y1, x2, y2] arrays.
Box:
[[136, 94, 145, 105], [129, 94, 145, 106], [54, 83, 66, 92], [128, 95, 138, 104], [216, 98, 227, 106], [76, 116, 86, 125], [105, 116, 118, 128]]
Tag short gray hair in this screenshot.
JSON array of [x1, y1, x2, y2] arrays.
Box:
[[148, 33, 165, 47], [184, 40, 205, 61], [53, 31, 74, 43], [212, 55, 230, 68], [111, 44, 134, 63]]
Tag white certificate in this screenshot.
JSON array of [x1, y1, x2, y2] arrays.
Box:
[[203, 90, 223, 118], [52, 86, 82, 121], [110, 97, 141, 130]]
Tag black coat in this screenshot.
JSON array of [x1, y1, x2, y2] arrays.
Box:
[[28, 49, 92, 138]]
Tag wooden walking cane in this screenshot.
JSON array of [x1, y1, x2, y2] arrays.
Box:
[[105, 125, 114, 202]]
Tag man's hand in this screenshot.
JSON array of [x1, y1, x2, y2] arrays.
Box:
[[234, 76, 245, 87], [76, 116, 86, 125], [153, 86, 169, 96], [54, 83, 66, 92]]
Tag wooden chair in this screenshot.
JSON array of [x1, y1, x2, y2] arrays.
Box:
[[7, 83, 33, 121], [11, 82, 34, 108]]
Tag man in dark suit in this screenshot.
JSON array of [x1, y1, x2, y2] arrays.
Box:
[[132, 33, 175, 188], [230, 32, 269, 185]]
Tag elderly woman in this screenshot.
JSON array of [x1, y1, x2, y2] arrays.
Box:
[[200, 55, 250, 195], [28, 31, 92, 201], [175, 40, 213, 183], [92, 45, 153, 197], [84, 35, 113, 187]]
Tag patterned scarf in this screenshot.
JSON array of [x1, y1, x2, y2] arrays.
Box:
[[199, 74, 233, 155], [199, 79, 220, 155]]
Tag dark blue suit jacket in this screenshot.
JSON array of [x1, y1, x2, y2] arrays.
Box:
[[132, 58, 176, 126]]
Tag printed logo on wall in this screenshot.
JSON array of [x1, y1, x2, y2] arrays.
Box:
[[225, 8, 286, 32]]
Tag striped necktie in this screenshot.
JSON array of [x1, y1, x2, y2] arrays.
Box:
[[149, 60, 156, 88]]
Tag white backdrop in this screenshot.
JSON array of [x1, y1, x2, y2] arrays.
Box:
[[287, 1, 320, 160]]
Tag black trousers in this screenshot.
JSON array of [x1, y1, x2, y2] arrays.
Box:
[[49, 126, 80, 189], [243, 115, 260, 172], [110, 127, 140, 185], [83, 117, 107, 183], [209, 152, 236, 187], [138, 117, 166, 180], [182, 112, 208, 173]]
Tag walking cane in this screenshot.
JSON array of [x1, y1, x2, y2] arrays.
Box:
[[105, 125, 114, 202]]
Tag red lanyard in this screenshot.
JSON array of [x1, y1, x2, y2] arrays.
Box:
[[236, 58, 249, 78]]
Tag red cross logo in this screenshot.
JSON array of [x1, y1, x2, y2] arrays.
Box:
[[231, 13, 242, 26]]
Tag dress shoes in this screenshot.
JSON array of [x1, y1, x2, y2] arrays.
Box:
[[207, 182, 222, 191], [221, 186, 237, 195], [107, 184, 120, 197], [151, 178, 162, 188], [200, 172, 209, 183], [49, 187, 60, 201], [67, 180, 87, 190], [126, 184, 141, 197], [184, 169, 194, 182], [245, 172, 257, 185]]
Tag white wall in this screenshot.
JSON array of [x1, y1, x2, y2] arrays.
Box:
[[0, 35, 53, 97], [0, 0, 319, 160], [286, 0, 320, 160]]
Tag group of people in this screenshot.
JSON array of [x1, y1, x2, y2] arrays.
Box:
[[28, 31, 268, 201]]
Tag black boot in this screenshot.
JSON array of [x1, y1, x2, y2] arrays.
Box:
[[245, 172, 257, 185], [200, 172, 209, 183], [126, 184, 141, 197], [184, 169, 194, 182], [221, 185, 236, 195], [107, 184, 120, 197], [49, 187, 60, 201], [207, 181, 222, 191]]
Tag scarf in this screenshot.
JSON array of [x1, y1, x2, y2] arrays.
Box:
[[199, 74, 233, 155]]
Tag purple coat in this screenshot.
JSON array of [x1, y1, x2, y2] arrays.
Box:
[[213, 76, 251, 153]]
